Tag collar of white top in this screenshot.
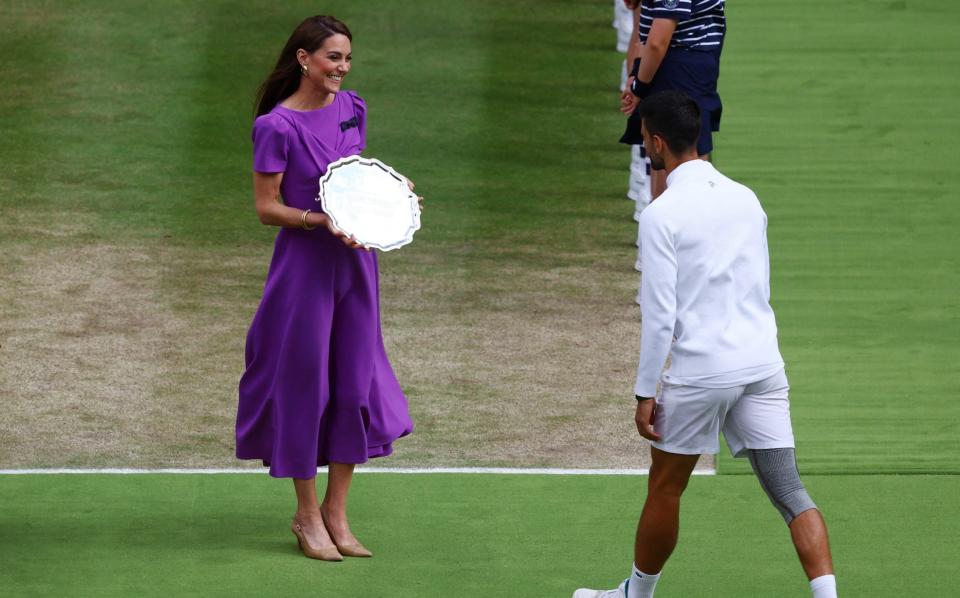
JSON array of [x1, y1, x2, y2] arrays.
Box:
[[666, 159, 713, 188]]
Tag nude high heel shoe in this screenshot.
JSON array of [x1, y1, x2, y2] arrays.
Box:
[[291, 518, 343, 561], [319, 509, 373, 558], [335, 541, 373, 558]]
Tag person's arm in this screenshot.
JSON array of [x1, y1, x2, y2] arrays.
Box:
[[634, 207, 678, 442], [635, 395, 660, 441], [625, 3, 643, 84], [620, 3, 644, 114], [252, 171, 364, 248], [634, 208, 678, 400], [761, 210, 772, 303], [635, 18, 676, 88]]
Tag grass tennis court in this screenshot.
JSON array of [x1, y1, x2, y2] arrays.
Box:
[[2, 473, 958, 596], [2, 0, 959, 596]]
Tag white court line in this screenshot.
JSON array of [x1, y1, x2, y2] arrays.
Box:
[[0, 467, 716, 476]]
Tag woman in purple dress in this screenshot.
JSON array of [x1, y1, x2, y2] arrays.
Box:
[[236, 15, 414, 562]]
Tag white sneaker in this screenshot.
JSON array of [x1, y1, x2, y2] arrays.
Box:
[[572, 579, 628, 598]]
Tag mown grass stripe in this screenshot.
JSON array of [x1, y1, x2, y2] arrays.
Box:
[[1, 474, 957, 596], [0, 467, 718, 475]]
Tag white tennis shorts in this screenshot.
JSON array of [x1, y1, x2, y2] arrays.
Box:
[[650, 369, 795, 457]]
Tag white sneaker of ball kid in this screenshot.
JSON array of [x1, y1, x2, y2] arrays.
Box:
[[572, 579, 628, 598]]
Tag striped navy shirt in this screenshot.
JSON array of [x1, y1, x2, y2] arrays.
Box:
[[639, 0, 726, 52]]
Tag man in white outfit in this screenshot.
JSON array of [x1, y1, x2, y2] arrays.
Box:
[[574, 91, 837, 598]]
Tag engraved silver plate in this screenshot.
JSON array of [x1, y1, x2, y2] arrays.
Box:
[[317, 156, 421, 251]]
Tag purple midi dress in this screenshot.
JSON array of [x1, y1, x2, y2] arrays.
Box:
[[236, 90, 413, 478]]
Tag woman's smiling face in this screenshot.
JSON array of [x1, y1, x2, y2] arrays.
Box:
[[302, 33, 352, 94]]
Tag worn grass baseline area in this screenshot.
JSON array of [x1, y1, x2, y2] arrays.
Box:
[[2, 1, 958, 476], [0, 1, 679, 470]]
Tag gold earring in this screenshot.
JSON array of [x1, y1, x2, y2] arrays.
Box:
[[301, 64, 308, 75]]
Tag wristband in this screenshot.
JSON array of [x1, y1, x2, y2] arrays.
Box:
[[635, 395, 654, 402], [629, 57, 641, 78], [630, 78, 653, 98]]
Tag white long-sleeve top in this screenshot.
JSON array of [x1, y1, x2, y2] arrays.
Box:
[[635, 160, 784, 397]]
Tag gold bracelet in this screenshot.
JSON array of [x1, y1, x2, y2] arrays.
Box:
[[300, 209, 316, 230]]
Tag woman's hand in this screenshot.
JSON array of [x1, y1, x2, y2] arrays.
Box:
[[253, 173, 369, 250], [404, 176, 425, 212], [317, 213, 369, 251]]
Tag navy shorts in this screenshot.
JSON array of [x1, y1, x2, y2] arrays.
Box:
[[620, 48, 723, 156]]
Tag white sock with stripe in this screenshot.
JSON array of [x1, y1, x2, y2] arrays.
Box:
[[809, 574, 837, 597], [626, 564, 660, 598]]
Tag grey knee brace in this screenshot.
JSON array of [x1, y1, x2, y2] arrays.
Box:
[[747, 448, 817, 525]]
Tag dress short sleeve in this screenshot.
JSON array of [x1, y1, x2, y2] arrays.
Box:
[[252, 113, 291, 173], [644, 0, 692, 21], [345, 91, 367, 152]]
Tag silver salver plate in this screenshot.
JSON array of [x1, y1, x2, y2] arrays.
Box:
[[316, 156, 421, 251]]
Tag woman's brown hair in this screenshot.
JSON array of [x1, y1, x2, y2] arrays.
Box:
[[254, 15, 352, 117]]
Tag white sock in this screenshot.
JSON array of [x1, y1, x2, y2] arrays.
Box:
[[626, 564, 660, 598], [810, 574, 837, 598]]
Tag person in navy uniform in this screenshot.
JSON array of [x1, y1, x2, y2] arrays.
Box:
[[620, 0, 726, 200]]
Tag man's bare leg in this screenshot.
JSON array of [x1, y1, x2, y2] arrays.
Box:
[[634, 447, 701, 573], [748, 447, 836, 595], [790, 509, 834, 580]]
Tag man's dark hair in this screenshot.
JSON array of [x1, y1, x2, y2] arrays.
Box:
[[639, 90, 701, 155]]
